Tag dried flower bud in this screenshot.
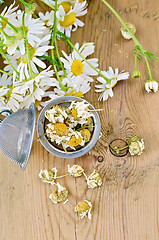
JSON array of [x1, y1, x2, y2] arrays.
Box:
[[75, 200, 92, 220], [131, 70, 141, 79], [80, 129, 91, 143], [68, 164, 84, 177], [129, 139, 144, 156], [49, 183, 68, 204], [39, 168, 57, 184], [120, 22, 136, 40], [85, 170, 102, 188], [145, 80, 158, 93]]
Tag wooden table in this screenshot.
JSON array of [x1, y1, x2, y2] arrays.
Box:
[[1, 0, 159, 239]]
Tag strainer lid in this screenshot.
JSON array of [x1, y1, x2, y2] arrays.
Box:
[[0, 103, 36, 171]]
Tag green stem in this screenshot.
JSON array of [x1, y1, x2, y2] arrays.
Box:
[[2, 53, 20, 76], [33, 13, 38, 19], [153, 55, 159, 61], [41, 0, 55, 10], [144, 55, 152, 80], [22, 12, 33, 76], [134, 48, 137, 71], [56, 173, 70, 179], [113, 144, 129, 152], [0, 16, 18, 32], [54, 38, 67, 77], [0, 69, 13, 77], [66, 38, 111, 84], [18, 0, 27, 5], [0, 28, 11, 39], [51, 0, 67, 92]]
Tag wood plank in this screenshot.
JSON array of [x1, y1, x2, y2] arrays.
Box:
[[1, 0, 159, 239]]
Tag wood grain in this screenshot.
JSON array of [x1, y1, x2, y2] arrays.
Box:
[[1, 0, 159, 239]]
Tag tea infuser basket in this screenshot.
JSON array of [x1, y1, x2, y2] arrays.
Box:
[[0, 103, 36, 171]]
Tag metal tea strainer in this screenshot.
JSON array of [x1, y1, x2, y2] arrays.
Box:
[[0, 103, 36, 171]]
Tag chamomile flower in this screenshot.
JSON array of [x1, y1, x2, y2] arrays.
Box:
[[16, 10, 46, 44], [129, 139, 144, 156], [0, 73, 12, 87], [120, 23, 136, 40], [145, 80, 158, 93], [0, 1, 19, 31], [13, 35, 53, 82], [0, 85, 24, 112], [75, 200, 92, 220], [60, 42, 98, 82], [16, 67, 57, 108], [3, 54, 18, 75], [68, 164, 84, 177], [38, 10, 54, 28], [39, 167, 58, 184], [1, 10, 46, 56], [62, 76, 91, 94], [49, 183, 68, 204], [56, 0, 87, 37], [95, 67, 129, 101], [0, 86, 8, 98], [84, 170, 102, 189]]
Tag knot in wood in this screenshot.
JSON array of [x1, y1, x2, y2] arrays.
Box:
[[97, 156, 104, 162]]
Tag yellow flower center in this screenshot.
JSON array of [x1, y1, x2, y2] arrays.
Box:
[[44, 20, 49, 26], [72, 107, 79, 119], [68, 135, 82, 147], [1, 17, 8, 30], [111, 81, 117, 88], [22, 44, 36, 63], [59, 2, 71, 14], [79, 0, 84, 2], [71, 59, 83, 76], [60, 12, 76, 28], [64, 90, 83, 98], [54, 123, 68, 136]]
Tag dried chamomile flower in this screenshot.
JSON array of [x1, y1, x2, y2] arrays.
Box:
[[39, 168, 58, 185], [120, 22, 136, 40], [80, 129, 91, 143], [71, 107, 79, 119], [67, 135, 82, 147], [75, 200, 92, 220], [69, 100, 93, 121], [129, 139, 144, 156], [54, 123, 69, 136], [85, 170, 102, 189], [45, 105, 67, 124], [68, 164, 84, 177], [49, 183, 68, 204]]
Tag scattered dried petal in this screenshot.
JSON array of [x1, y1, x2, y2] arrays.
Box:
[[68, 164, 84, 177]]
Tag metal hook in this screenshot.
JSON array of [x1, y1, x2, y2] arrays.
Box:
[[0, 110, 12, 123]]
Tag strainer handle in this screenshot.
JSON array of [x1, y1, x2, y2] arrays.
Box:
[[0, 110, 12, 123]]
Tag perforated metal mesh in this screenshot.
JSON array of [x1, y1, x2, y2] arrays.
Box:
[[0, 104, 35, 171]]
